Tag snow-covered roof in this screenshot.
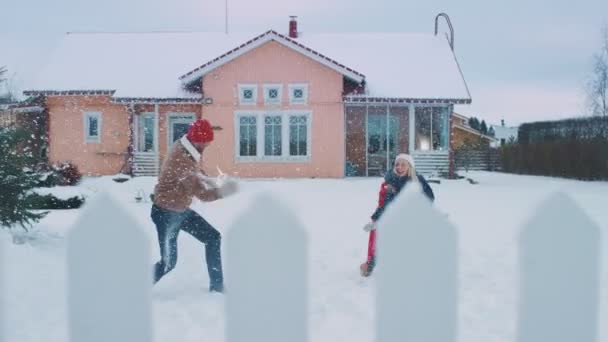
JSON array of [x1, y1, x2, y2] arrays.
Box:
[[28, 30, 471, 102], [491, 125, 519, 140]]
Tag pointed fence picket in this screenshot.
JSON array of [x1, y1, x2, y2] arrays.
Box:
[[377, 188, 458, 342], [66, 193, 152, 342], [0, 190, 602, 342], [517, 192, 600, 342], [225, 193, 308, 342]]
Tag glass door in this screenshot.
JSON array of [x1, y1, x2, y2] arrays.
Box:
[[136, 113, 156, 152], [366, 106, 401, 176]]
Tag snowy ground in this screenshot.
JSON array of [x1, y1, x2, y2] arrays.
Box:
[[2, 171, 608, 342]]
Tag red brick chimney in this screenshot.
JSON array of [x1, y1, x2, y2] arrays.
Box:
[[289, 16, 298, 38]]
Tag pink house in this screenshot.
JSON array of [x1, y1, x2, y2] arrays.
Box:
[[25, 17, 471, 178]]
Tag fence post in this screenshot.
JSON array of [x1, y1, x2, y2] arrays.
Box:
[[376, 186, 458, 342], [225, 193, 307, 342], [66, 192, 151, 342], [518, 192, 600, 342]]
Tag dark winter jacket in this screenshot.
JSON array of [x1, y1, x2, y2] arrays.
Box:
[[370, 171, 435, 221]]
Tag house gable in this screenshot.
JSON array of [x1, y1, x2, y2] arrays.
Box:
[[179, 30, 365, 87]]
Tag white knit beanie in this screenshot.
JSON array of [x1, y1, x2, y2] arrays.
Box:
[[395, 153, 415, 168]]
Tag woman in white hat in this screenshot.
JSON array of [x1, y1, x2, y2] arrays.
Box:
[[360, 153, 435, 277]]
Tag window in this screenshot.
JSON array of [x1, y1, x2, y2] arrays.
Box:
[[289, 115, 307, 156], [264, 84, 282, 105], [84, 112, 101, 143], [288, 84, 308, 104], [264, 115, 282, 156], [238, 84, 257, 105], [167, 113, 195, 150], [239, 116, 257, 156], [235, 111, 311, 162], [414, 106, 449, 151]]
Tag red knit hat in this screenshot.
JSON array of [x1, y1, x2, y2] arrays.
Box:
[[187, 119, 214, 143]]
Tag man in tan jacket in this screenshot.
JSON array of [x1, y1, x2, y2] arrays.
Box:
[[151, 119, 237, 293]]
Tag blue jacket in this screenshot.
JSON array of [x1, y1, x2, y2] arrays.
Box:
[[370, 171, 435, 221]]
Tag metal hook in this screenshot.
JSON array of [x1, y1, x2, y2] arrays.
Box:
[[435, 13, 454, 51]]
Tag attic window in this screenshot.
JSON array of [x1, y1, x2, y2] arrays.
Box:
[[264, 84, 282, 105], [238, 84, 257, 105], [289, 84, 308, 104]]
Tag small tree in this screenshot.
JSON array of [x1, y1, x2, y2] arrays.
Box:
[[587, 26, 608, 117], [0, 66, 16, 103], [0, 127, 48, 230]]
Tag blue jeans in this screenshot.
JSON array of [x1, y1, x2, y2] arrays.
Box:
[[151, 205, 224, 291]]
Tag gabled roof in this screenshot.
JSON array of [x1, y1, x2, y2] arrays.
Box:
[[179, 30, 365, 85], [27, 30, 471, 102]]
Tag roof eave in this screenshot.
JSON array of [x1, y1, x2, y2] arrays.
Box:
[[343, 96, 471, 105], [23, 89, 116, 96], [111, 97, 204, 104]]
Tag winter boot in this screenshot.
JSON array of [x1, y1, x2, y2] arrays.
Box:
[[359, 257, 376, 277]]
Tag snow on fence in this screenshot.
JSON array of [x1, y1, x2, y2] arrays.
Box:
[[0, 189, 601, 342]]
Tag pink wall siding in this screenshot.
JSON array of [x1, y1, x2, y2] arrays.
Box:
[[201, 40, 345, 178], [47, 96, 129, 176], [47, 99, 203, 176]]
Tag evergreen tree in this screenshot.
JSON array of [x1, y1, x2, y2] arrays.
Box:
[[480, 120, 488, 135], [0, 127, 47, 229], [488, 126, 496, 137], [468, 117, 481, 131]]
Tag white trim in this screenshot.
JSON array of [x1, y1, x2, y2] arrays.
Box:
[[408, 103, 415, 153], [180, 136, 201, 162], [263, 83, 283, 106], [154, 104, 160, 171], [234, 110, 312, 163], [180, 32, 365, 85], [288, 83, 308, 105], [83, 111, 102, 143], [238, 84, 258, 106], [166, 112, 196, 151]]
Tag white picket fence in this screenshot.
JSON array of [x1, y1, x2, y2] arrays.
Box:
[[0, 189, 602, 342]]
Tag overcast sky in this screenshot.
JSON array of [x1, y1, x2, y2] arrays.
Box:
[[1, 0, 607, 125]]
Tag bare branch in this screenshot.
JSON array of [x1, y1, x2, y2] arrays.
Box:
[[587, 26, 608, 117]]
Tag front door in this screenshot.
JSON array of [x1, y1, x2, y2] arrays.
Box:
[[168, 114, 196, 149], [135, 112, 156, 152]]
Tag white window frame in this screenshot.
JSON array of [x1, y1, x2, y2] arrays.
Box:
[[234, 110, 312, 163], [263, 83, 282, 106], [263, 113, 283, 158], [166, 112, 196, 150], [83, 111, 102, 143], [288, 83, 308, 105], [236, 114, 258, 158], [238, 84, 258, 105]]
